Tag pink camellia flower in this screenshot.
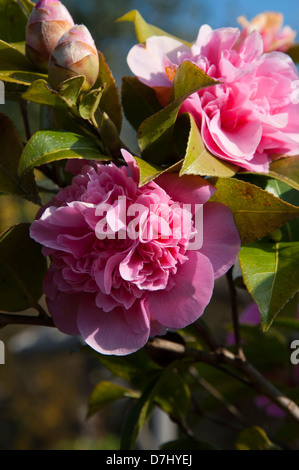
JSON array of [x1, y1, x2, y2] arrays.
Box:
[[238, 12, 296, 52], [127, 26, 299, 172], [30, 151, 240, 356], [26, 0, 75, 71], [48, 25, 99, 91]]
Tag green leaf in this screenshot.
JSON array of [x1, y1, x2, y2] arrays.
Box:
[[287, 43, 299, 63], [170, 61, 220, 102], [22, 79, 67, 108], [79, 86, 104, 122], [121, 76, 162, 131], [235, 426, 281, 450], [239, 240, 299, 330], [0, 0, 29, 43], [18, 130, 111, 175], [269, 157, 299, 192], [116, 10, 191, 46], [87, 381, 139, 418], [22, 76, 86, 109], [120, 373, 161, 450], [210, 178, 299, 244], [138, 63, 218, 165], [153, 369, 190, 422], [178, 113, 238, 177], [0, 223, 47, 312], [0, 39, 35, 71], [133, 156, 182, 187], [95, 50, 122, 133], [57, 75, 86, 108], [0, 113, 40, 204]]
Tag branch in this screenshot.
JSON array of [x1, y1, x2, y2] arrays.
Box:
[[146, 337, 299, 423], [226, 268, 245, 360], [0, 312, 55, 328]]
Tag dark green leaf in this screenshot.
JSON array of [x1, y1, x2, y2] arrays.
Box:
[[18, 130, 110, 175], [95, 51, 122, 133], [0, 0, 29, 43], [287, 43, 299, 63], [239, 241, 299, 330], [153, 369, 190, 422], [138, 64, 218, 165], [0, 113, 40, 204], [121, 76, 162, 131], [120, 373, 161, 450], [87, 381, 139, 418], [235, 426, 281, 450], [0, 223, 47, 311], [210, 178, 299, 244], [116, 9, 191, 46]]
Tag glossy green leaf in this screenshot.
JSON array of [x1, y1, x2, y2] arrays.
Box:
[[18, 130, 111, 175], [170, 61, 220, 102], [87, 381, 139, 418], [134, 156, 182, 187], [178, 113, 238, 177], [0, 223, 47, 312], [116, 9, 191, 46], [120, 373, 161, 450], [0, 0, 29, 43], [138, 64, 218, 165], [210, 178, 299, 244], [23, 76, 86, 110], [22, 79, 67, 108], [0, 113, 40, 204], [235, 426, 281, 450], [121, 76, 162, 131], [95, 51, 122, 132], [239, 240, 299, 331], [79, 86, 104, 122]]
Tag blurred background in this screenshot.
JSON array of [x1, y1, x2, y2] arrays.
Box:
[[0, 0, 298, 450]]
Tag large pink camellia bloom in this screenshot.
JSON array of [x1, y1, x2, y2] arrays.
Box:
[[30, 151, 240, 355], [127, 26, 299, 172]]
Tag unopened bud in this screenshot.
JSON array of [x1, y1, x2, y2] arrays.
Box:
[[48, 25, 100, 91], [26, 0, 75, 71]]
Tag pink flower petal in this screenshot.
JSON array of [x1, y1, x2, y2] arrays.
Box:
[[148, 251, 214, 329], [77, 296, 150, 355], [200, 202, 240, 279]]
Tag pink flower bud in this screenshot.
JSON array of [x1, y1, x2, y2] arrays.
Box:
[[26, 0, 75, 71], [48, 25, 100, 91]]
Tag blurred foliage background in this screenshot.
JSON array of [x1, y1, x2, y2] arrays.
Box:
[[0, 0, 298, 450]]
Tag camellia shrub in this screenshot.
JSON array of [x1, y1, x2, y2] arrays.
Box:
[[0, 0, 299, 450]]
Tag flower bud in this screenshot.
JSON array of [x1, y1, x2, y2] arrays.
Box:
[[48, 25, 100, 91], [26, 0, 75, 71]]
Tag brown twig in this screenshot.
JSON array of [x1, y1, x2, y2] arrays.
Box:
[[0, 312, 55, 328], [226, 268, 245, 360], [147, 337, 299, 423]]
